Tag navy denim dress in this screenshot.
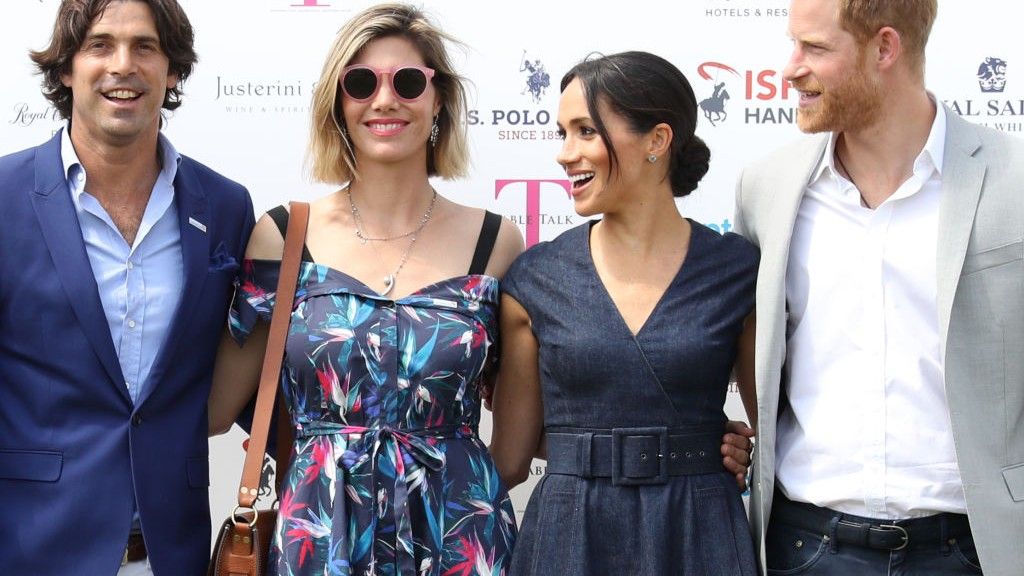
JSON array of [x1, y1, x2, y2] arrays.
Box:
[[503, 221, 759, 576]]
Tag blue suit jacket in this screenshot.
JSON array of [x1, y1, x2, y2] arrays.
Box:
[[0, 131, 255, 575]]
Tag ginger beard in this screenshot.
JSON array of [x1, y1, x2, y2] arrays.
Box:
[[794, 45, 884, 134]]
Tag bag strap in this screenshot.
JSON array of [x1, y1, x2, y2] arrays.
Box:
[[468, 211, 502, 276], [266, 204, 314, 263], [237, 201, 309, 509]]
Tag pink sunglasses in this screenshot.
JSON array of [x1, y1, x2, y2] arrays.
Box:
[[340, 65, 436, 102]]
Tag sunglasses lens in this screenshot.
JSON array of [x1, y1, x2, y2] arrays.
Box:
[[393, 68, 429, 100], [343, 68, 378, 100]]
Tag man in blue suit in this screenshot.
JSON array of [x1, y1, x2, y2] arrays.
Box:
[[0, 1, 255, 574]]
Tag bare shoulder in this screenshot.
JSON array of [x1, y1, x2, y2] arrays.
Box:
[[487, 216, 525, 279], [438, 200, 524, 278], [245, 210, 287, 260]]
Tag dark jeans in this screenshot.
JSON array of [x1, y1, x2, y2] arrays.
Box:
[[766, 493, 983, 575]]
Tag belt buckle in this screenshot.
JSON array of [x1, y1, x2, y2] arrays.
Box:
[[611, 426, 668, 486], [877, 523, 909, 550]]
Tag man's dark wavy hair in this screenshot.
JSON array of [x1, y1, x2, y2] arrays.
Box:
[[30, 0, 197, 119]]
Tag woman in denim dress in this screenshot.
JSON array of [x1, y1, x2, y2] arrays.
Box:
[[491, 51, 759, 576]]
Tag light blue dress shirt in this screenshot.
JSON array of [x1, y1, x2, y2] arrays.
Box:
[[60, 127, 184, 406]]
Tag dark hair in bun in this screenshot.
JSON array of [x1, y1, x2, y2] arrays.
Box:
[[560, 51, 710, 197]]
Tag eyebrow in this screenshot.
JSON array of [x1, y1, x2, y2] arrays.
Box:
[[83, 31, 161, 44], [557, 116, 592, 129]]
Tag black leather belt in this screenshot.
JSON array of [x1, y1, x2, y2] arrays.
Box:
[[122, 532, 147, 565], [545, 426, 724, 486], [772, 491, 973, 551]]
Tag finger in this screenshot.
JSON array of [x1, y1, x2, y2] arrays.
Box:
[[722, 444, 750, 467], [722, 432, 754, 454], [723, 455, 748, 476], [734, 472, 747, 491], [725, 420, 756, 438]]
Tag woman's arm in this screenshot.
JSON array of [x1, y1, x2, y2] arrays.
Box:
[[489, 294, 545, 489], [207, 214, 286, 436], [722, 311, 758, 489], [735, 311, 757, 430], [208, 324, 268, 435]]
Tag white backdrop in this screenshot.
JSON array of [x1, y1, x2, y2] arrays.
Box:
[[3, 0, 1022, 528]]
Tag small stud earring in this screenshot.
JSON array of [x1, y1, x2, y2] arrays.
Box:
[[647, 154, 657, 163]]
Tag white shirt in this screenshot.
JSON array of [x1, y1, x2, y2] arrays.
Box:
[[776, 102, 967, 519]]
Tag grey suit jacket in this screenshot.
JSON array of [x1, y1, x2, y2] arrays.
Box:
[[734, 108, 1024, 576]]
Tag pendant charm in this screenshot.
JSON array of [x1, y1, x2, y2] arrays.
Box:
[[381, 274, 395, 296]]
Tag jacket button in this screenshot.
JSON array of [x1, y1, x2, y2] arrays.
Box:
[[131, 414, 143, 427]]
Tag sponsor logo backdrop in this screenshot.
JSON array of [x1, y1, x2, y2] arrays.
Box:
[[3, 0, 1021, 531]]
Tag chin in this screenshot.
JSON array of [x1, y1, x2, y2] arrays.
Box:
[[571, 199, 601, 218], [796, 111, 830, 134]]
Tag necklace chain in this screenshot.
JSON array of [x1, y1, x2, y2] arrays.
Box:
[[833, 149, 871, 209], [347, 185, 438, 296], [347, 186, 437, 243]]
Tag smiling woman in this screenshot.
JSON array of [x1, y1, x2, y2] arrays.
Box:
[[490, 51, 760, 576], [206, 3, 524, 575]]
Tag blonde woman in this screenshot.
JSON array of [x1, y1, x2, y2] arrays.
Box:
[[209, 4, 522, 574]]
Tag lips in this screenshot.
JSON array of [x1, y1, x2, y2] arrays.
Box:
[[567, 171, 595, 195], [365, 119, 409, 136], [100, 85, 144, 104], [792, 82, 822, 107]]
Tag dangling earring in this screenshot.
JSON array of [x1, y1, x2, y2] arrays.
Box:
[[647, 154, 657, 163], [429, 116, 440, 146]]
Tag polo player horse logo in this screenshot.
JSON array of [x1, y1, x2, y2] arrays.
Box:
[[700, 82, 730, 126], [696, 61, 742, 127], [521, 51, 550, 104]]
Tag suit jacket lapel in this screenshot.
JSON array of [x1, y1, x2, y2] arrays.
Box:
[[29, 131, 128, 398], [935, 110, 985, 348], [138, 159, 209, 407]]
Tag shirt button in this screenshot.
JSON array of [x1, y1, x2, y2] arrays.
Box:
[[127, 320, 137, 329], [127, 261, 134, 270]]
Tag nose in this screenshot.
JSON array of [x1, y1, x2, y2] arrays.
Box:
[[782, 46, 805, 83], [371, 72, 399, 110], [108, 44, 137, 76], [556, 134, 578, 168]]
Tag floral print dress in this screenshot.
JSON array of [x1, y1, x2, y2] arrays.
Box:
[[230, 260, 517, 576]]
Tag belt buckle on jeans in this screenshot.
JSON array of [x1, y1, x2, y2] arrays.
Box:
[[878, 523, 909, 550], [610, 426, 668, 486]]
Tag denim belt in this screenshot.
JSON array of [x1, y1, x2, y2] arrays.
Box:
[[772, 491, 973, 551], [545, 426, 724, 486]]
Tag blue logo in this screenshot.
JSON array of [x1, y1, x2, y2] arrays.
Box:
[[977, 57, 1007, 93], [520, 51, 550, 104]]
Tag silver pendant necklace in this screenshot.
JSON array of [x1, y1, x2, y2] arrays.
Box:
[[347, 185, 438, 296]]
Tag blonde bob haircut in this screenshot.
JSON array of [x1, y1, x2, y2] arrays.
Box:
[[307, 3, 470, 184]]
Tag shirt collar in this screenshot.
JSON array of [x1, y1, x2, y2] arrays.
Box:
[[60, 123, 182, 204], [810, 93, 947, 187]]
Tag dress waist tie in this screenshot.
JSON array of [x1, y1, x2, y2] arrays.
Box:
[[297, 423, 465, 575]]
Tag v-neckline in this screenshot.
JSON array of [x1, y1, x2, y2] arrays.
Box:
[[583, 219, 696, 339]]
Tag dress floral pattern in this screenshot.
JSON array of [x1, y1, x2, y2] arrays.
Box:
[[230, 260, 517, 576]]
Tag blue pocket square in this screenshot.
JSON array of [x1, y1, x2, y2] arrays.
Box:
[[208, 242, 240, 273]]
